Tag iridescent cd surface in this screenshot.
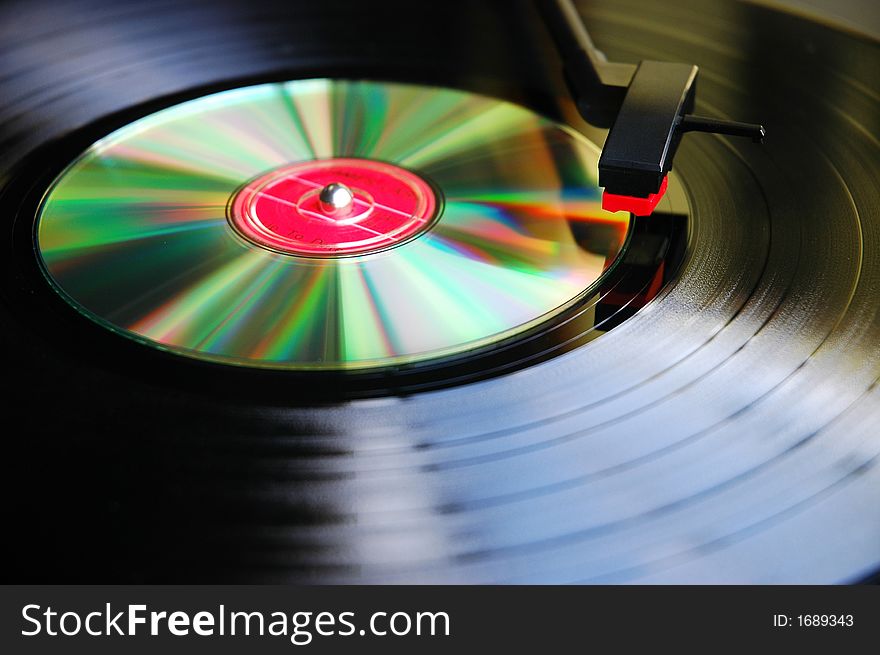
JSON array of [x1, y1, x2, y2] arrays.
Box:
[[35, 80, 630, 369]]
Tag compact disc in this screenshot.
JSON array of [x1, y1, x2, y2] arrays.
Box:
[[35, 79, 629, 369]]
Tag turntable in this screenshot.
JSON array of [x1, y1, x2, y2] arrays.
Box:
[[2, 0, 878, 584]]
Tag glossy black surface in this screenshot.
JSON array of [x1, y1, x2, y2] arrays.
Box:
[[1, 0, 879, 582]]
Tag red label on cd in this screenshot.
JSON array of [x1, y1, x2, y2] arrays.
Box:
[[229, 158, 438, 257]]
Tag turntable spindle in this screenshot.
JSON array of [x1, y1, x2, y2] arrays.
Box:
[[319, 182, 354, 215]]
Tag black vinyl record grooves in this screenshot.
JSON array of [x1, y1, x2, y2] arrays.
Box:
[[2, 0, 879, 583]]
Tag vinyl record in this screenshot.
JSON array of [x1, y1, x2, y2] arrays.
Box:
[[2, 0, 879, 584]]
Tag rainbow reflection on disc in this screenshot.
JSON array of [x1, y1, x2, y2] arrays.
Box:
[[35, 79, 630, 370]]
